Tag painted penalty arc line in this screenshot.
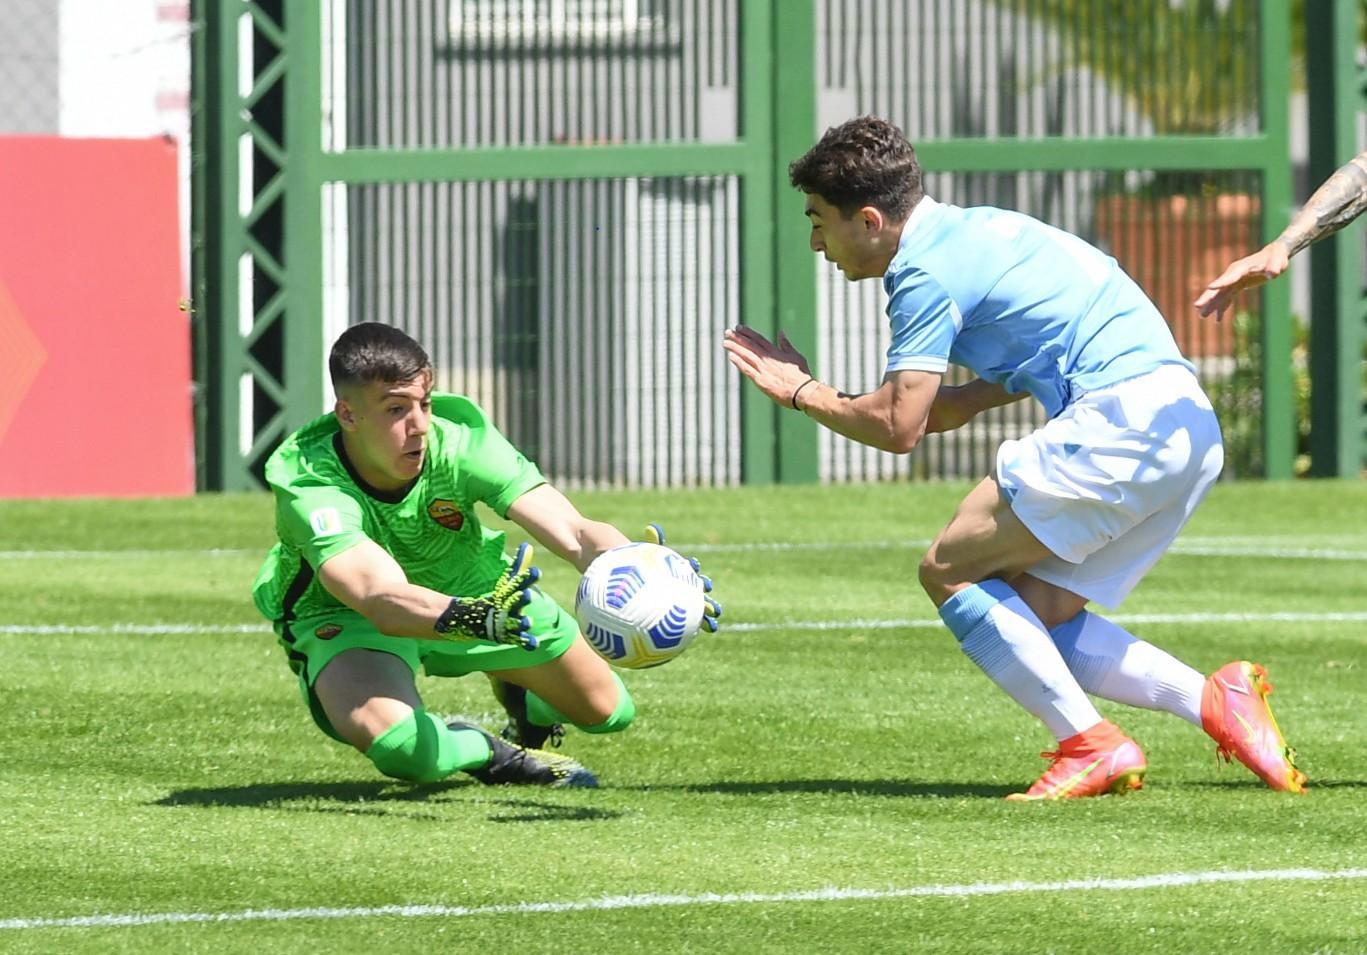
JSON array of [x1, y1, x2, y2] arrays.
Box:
[[2, 868, 1365, 931], [4, 611, 1367, 637]]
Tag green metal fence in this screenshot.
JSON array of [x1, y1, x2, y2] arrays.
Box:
[[812, 0, 1290, 482], [193, 0, 1304, 491], [1305, 0, 1367, 478]]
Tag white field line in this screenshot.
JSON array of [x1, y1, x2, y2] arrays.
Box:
[[3, 868, 1365, 931], [725, 611, 1367, 632], [4, 611, 1367, 637], [1169, 544, 1367, 561], [4, 538, 1367, 561], [689, 540, 1367, 561]]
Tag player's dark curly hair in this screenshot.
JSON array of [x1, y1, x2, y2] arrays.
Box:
[[788, 116, 923, 220], [329, 322, 432, 391]]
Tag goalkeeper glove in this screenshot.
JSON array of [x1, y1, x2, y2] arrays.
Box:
[[644, 523, 722, 633], [434, 542, 541, 649]]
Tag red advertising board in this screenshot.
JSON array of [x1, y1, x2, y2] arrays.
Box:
[[0, 136, 193, 497]]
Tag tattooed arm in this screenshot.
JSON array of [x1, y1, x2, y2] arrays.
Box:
[[1195, 150, 1367, 320], [1277, 151, 1367, 256]]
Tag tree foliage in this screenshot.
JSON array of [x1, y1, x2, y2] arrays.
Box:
[[994, 0, 1270, 134]]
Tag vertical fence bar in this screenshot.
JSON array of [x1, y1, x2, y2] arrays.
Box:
[[738, 0, 777, 483], [1306, 0, 1364, 477], [189, 0, 219, 489], [771, 0, 818, 483], [284, 0, 327, 423], [1258, 0, 1294, 478], [201, 0, 245, 489]]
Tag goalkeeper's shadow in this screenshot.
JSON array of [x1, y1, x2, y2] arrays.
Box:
[[156, 779, 461, 809], [154, 780, 625, 823]]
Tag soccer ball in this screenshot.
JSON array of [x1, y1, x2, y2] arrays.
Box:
[[574, 542, 707, 669]]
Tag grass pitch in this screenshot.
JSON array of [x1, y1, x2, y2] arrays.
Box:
[[1, 481, 1365, 953]]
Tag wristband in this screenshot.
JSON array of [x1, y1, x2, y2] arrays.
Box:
[[791, 377, 818, 410]]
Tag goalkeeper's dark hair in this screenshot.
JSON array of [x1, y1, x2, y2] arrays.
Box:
[[788, 115, 922, 220], [329, 322, 433, 392]]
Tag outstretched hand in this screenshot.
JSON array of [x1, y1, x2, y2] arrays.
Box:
[[645, 523, 722, 633], [488, 542, 540, 644], [436, 542, 542, 649], [723, 325, 814, 408], [1194, 241, 1290, 322]]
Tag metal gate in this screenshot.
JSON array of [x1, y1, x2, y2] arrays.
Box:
[[193, 0, 1298, 490]]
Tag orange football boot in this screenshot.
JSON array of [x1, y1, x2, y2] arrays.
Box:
[[1201, 661, 1307, 793], [1007, 720, 1147, 802]]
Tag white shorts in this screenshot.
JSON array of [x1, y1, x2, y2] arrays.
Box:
[[996, 364, 1224, 609]]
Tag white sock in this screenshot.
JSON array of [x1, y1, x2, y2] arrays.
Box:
[[1049, 611, 1204, 726], [939, 581, 1103, 741]]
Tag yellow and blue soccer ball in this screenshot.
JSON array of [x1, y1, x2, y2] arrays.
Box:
[[574, 542, 706, 669]]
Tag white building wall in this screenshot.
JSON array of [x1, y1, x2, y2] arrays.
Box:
[[0, 0, 192, 290]]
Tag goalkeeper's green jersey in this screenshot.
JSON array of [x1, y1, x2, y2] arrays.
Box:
[[252, 393, 545, 624]]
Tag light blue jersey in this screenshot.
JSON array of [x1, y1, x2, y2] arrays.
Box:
[[883, 197, 1194, 417]]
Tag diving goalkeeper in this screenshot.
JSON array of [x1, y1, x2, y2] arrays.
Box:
[[252, 322, 719, 787]]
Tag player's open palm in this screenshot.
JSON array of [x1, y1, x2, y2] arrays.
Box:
[[723, 325, 812, 407], [1194, 242, 1289, 321]]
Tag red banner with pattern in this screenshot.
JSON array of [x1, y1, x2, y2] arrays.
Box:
[[0, 136, 192, 497]]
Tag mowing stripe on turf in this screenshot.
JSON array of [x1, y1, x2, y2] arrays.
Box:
[[2, 868, 1365, 931], [4, 611, 1367, 637], [0, 624, 270, 635], [0, 549, 255, 559]]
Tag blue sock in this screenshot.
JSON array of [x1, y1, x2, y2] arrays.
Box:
[[939, 580, 1102, 741]]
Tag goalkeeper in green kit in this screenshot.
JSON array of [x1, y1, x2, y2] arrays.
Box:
[[252, 322, 720, 788]]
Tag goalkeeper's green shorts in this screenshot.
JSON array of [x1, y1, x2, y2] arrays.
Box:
[[274, 587, 578, 743]]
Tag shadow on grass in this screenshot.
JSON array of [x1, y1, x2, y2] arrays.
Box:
[[155, 781, 623, 823], [623, 776, 1367, 797], [637, 777, 1367, 798], [1180, 778, 1367, 792], [482, 798, 622, 823], [626, 779, 1017, 799]]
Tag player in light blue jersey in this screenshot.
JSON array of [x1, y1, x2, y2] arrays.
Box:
[[724, 116, 1305, 800], [876, 198, 1194, 419]]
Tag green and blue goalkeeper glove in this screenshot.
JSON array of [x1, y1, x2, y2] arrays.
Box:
[[645, 523, 722, 633], [435, 542, 541, 649]]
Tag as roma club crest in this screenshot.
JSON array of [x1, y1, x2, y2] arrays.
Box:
[[427, 499, 465, 531], [314, 623, 343, 640]]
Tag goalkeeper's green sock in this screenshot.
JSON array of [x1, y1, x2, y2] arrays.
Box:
[[366, 709, 492, 783], [526, 672, 636, 735]]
